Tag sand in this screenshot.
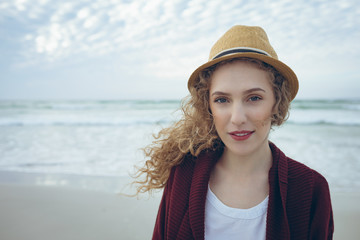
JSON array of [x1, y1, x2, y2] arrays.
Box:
[[0, 184, 160, 240], [0, 183, 359, 240]]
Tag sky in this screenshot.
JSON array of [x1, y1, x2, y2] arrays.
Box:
[[0, 0, 359, 100]]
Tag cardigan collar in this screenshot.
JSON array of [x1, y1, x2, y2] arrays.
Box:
[[267, 142, 290, 238], [189, 149, 221, 239], [188, 142, 290, 239]]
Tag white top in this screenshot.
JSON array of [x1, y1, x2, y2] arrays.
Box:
[[205, 186, 268, 240]]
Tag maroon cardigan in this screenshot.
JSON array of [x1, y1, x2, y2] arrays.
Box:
[[152, 142, 334, 240]]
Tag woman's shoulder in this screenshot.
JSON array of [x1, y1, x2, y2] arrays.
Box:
[[271, 142, 327, 184], [285, 157, 330, 194], [270, 142, 329, 190], [287, 157, 327, 180], [168, 149, 221, 185]]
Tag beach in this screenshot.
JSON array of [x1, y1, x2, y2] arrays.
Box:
[[0, 180, 359, 240], [0, 182, 160, 240]]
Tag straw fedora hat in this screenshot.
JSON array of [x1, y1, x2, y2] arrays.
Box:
[[187, 25, 299, 101]]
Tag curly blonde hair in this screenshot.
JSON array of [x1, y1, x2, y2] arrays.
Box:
[[133, 58, 292, 194]]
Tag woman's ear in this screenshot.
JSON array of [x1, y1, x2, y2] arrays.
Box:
[[271, 99, 279, 115], [270, 101, 280, 125]]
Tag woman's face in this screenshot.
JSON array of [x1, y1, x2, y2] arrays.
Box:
[[209, 61, 275, 158]]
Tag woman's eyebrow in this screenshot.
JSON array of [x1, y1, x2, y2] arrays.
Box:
[[211, 88, 265, 97], [211, 91, 230, 97], [243, 88, 266, 94]]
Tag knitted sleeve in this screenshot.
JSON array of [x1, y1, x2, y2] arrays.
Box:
[[152, 186, 167, 240], [152, 168, 175, 240], [309, 172, 334, 240]]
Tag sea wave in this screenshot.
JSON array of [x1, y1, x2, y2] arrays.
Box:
[[292, 99, 360, 111], [0, 100, 181, 111], [0, 118, 359, 127], [0, 119, 173, 127], [286, 119, 360, 126]]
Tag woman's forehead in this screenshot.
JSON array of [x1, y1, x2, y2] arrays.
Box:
[[209, 61, 273, 92]]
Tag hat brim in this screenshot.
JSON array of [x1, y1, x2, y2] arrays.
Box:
[[187, 52, 299, 101]]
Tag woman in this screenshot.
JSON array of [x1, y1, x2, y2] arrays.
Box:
[[134, 25, 334, 239]]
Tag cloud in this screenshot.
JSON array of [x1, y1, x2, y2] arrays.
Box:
[[2, 0, 359, 64], [1, 0, 360, 99]]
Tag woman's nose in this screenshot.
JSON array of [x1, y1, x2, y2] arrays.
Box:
[[230, 103, 247, 126]]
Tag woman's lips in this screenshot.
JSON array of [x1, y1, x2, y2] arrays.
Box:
[[228, 131, 254, 141]]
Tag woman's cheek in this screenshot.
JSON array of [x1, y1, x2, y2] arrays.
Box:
[[252, 111, 273, 128]]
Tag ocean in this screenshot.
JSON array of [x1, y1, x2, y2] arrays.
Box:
[[0, 99, 359, 193]]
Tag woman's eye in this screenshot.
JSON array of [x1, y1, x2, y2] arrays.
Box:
[[214, 98, 227, 103], [249, 96, 261, 102]]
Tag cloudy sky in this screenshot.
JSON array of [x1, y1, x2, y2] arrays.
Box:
[[1, 0, 359, 100]]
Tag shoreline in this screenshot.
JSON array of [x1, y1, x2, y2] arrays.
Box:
[[0, 170, 134, 194]]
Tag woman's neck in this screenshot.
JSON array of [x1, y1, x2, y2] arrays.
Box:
[[209, 141, 273, 208], [217, 141, 273, 178]]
